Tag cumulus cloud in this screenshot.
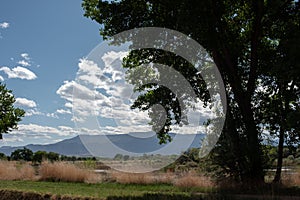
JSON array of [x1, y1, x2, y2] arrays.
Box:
[[57, 52, 148, 130], [15, 97, 37, 108], [0, 22, 9, 29], [57, 50, 216, 136], [56, 109, 72, 115], [21, 53, 30, 60], [0, 22, 9, 39], [17, 53, 31, 67], [17, 60, 30, 67], [46, 113, 58, 118], [25, 109, 43, 117], [22, 108, 61, 118], [57, 51, 154, 133], [9, 124, 105, 139], [0, 66, 37, 80], [16, 124, 75, 136]]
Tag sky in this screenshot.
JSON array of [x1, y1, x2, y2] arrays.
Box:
[[0, 0, 103, 146], [0, 1, 220, 149]]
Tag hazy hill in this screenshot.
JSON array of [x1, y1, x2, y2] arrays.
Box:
[[0, 133, 204, 157]]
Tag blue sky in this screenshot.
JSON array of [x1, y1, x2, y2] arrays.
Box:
[[0, 0, 102, 146], [0, 1, 216, 148]]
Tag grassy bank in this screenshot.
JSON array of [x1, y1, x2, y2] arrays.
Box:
[[0, 180, 199, 199], [0, 180, 300, 200]]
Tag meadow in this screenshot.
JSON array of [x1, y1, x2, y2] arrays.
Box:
[[0, 160, 299, 199]]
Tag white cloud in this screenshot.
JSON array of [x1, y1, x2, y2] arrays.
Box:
[[57, 80, 100, 102], [0, 66, 37, 80], [57, 50, 216, 136], [2, 136, 24, 143], [17, 53, 31, 67], [0, 75, 3, 82], [15, 124, 75, 136], [46, 113, 58, 118], [9, 124, 106, 139], [56, 109, 72, 115], [0, 22, 9, 29], [17, 60, 30, 67], [65, 102, 73, 108], [57, 51, 151, 132], [25, 109, 43, 117], [21, 53, 30, 60], [15, 97, 37, 108]]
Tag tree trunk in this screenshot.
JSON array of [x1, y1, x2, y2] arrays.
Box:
[[273, 125, 284, 183], [273, 83, 288, 183], [243, 110, 265, 185], [229, 92, 264, 184], [226, 106, 247, 182]]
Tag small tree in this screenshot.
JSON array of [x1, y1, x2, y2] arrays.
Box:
[[33, 151, 47, 163], [114, 154, 123, 160], [47, 152, 59, 162], [0, 83, 25, 139], [10, 147, 33, 161], [0, 152, 7, 160]]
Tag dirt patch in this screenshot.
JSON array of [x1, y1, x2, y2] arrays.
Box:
[[0, 190, 101, 200]]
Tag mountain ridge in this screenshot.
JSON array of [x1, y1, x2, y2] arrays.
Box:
[[0, 133, 203, 157]]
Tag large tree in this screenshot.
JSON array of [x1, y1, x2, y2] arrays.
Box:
[[0, 83, 25, 139], [82, 0, 299, 184]]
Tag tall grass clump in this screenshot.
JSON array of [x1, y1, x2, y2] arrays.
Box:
[[110, 171, 176, 185], [39, 162, 98, 183], [173, 171, 215, 189], [0, 161, 35, 180], [110, 171, 156, 184], [282, 168, 300, 187]]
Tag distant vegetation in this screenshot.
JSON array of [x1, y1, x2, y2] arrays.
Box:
[[0, 146, 299, 199], [0, 148, 96, 163]]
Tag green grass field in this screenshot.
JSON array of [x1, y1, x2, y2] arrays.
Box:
[[0, 180, 200, 199], [0, 180, 300, 200]]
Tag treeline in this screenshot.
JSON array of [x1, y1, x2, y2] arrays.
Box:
[[164, 145, 300, 173], [0, 148, 96, 163]]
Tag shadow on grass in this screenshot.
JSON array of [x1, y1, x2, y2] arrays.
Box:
[[107, 193, 230, 200]]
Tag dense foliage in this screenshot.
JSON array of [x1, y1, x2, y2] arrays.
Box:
[[0, 83, 25, 139], [82, 0, 300, 184]]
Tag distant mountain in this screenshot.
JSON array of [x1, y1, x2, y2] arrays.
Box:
[[0, 133, 204, 158], [0, 136, 91, 157]]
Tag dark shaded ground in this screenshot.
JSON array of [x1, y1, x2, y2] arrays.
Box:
[[1, 189, 300, 200], [0, 190, 101, 200]]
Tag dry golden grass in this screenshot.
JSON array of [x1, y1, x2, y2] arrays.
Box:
[[110, 171, 156, 184], [39, 162, 100, 183], [110, 171, 177, 185], [0, 161, 36, 180], [109, 170, 214, 188], [282, 168, 300, 187], [173, 171, 215, 189]]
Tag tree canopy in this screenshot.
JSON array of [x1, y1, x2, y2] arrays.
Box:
[[10, 147, 33, 162], [0, 83, 25, 139], [82, 0, 300, 184]]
